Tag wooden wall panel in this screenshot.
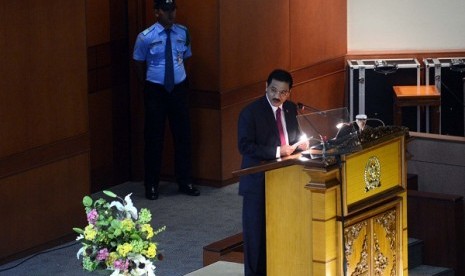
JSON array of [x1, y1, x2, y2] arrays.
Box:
[[191, 109, 222, 182], [0, 154, 89, 260], [89, 89, 114, 191], [87, 0, 131, 189], [0, 0, 90, 261], [0, 0, 88, 158], [291, 72, 346, 111], [0, 134, 89, 180], [110, 0, 129, 40], [127, 0, 145, 182], [177, 0, 220, 91], [219, 0, 291, 91], [221, 102, 249, 182], [86, 0, 111, 46], [290, 0, 347, 69]]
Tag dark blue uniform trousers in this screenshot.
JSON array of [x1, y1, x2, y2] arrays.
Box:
[[143, 80, 192, 188]]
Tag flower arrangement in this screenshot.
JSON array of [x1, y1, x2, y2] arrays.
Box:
[[74, 190, 165, 276]]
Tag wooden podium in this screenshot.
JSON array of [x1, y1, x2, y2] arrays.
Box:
[[236, 131, 408, 275]]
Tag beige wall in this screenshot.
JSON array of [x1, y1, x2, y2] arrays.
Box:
[[348, 0, 465, 51]]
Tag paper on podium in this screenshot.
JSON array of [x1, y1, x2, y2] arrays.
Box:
[[292, 136, 311, 148]]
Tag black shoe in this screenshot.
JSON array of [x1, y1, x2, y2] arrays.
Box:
[[179, 184, 200, 196], [145, 186, 159, 200]]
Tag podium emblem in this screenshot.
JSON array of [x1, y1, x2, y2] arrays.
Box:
[[364, 156, 381, 192]]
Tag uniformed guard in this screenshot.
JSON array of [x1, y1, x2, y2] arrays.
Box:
[[133, 0, 200, 200]]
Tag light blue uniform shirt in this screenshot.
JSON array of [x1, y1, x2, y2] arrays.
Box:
[[133, 22, 192, 85]]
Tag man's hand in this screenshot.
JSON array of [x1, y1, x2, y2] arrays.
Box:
[[280, 145, 297, 157], [297, 140, 309, 151]]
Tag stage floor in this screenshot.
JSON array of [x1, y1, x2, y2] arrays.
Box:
[[185, 261, 243, 276]]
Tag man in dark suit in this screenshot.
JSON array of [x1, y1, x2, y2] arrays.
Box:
[[237, 69, 308, 276]]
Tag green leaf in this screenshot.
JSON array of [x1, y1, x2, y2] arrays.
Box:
[[97, 220, 109, 227], [103, 190, 117, 198], [73, 228, 84, 234], [83, 196, 93, 207], [111, 220, 121, 228], [114, 229, 122, 236], [94, 198, 106, 206]]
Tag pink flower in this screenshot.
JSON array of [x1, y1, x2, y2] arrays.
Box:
[[96, 248, 109, 261], [114, 259, 129, 271], [87, 209, 98, 225]]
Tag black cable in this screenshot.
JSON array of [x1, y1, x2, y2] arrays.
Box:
[[0, 241, 79, 272], [410, 159, 464, 168]]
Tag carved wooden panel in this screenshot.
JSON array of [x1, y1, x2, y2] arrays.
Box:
[[344, 199, 402, 275]]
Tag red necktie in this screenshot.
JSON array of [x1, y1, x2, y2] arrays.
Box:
[[276, 108, 286, 146]]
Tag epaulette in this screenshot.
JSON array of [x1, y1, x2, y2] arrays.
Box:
[[142, 25, 156, 36], [176, 24, 190, 46]]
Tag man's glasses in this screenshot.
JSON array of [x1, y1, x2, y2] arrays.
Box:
[[268, 86, 290, 96]]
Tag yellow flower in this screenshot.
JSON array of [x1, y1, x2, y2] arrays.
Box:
[[141, 224, 154, 239], [143, 242, 157, 258], [84, 225, 97, 241], [116, 243, 133, 257], [121, 218, 135, 232], [106, 252, 118, 267]]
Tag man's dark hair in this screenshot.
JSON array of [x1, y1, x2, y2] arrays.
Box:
[[267, 69, 293, 89]]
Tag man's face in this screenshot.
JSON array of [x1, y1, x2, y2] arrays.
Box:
[[266, 79, 291, 107], [156, 8, 176, 28]]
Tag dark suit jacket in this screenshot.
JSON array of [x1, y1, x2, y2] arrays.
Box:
[[237, 96, 302, 197]]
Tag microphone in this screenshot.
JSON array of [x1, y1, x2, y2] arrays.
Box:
[[297, 102, 321, 113], [297, 102, 329, 117]]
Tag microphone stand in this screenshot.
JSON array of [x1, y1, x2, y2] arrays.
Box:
[[296, 102, 325, 144], [297, 102, 323, 113]]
